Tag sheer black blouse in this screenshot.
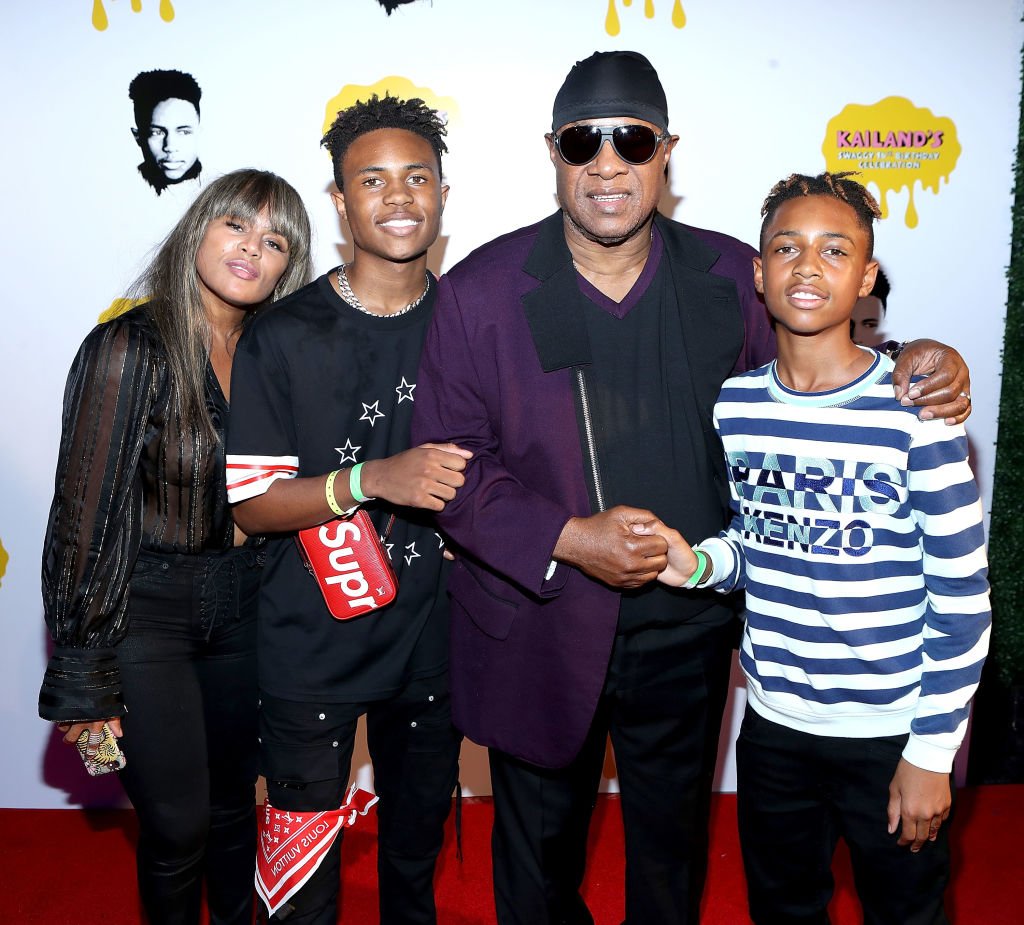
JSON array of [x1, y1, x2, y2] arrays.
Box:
[[38, 304, 237, 722]]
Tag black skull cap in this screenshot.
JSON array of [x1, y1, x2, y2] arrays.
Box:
[[552, 50, 669, 132]]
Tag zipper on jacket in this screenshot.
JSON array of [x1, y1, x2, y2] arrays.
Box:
[[574, 367, 606, 513]]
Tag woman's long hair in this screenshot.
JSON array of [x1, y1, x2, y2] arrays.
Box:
[[128, 169, 313, 440]]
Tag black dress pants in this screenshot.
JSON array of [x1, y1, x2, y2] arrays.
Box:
[[116, 547, 262, 925], [737, 706, 952, 925], [489, 615, 736, 925], [259, 674, 462, 925]]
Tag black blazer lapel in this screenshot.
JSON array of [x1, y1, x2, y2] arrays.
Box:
[[657, 215, 746, 513], [521, 213, 592, 372], [657, 215, 746, 411]]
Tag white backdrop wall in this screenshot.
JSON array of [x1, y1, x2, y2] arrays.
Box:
[[1, 0, 1019, 809]]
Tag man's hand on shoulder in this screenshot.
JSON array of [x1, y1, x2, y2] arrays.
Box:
[[361, 443, 473, 512], [554, 506, 668, 589], [890, 339, 972, 425]]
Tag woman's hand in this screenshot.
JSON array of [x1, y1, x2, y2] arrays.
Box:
[[58, 717, 123, 746]]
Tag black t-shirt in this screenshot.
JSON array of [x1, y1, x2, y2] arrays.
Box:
[[577, 233, 731, 631], [227, 273, 448, 702]]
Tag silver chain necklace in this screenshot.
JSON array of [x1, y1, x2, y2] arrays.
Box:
[[335, 264, 430, 318]]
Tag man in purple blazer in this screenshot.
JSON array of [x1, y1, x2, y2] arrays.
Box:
[[412, 51, 971, 925]]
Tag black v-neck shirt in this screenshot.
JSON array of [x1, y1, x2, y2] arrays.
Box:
[[577, 232, 729, 631]]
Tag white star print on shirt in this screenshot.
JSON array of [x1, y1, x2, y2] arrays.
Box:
[[360, 401, 385, 426], [395, 376, 417, 403], [335, 439, 361, 464], [404, 541, 420, 567]]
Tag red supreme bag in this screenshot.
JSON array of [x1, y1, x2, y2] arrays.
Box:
[[296, 511, 398, 620]]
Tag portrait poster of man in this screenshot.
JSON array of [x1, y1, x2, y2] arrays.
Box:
[[129, 69, 202, 194]]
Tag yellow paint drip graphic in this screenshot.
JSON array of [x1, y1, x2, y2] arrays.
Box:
[[605, 0, 685, 35], [822, 97, 960, 229], [92, 0, 175, 31], [99, 298, 145, 323], [0, 538, 8, 589], [322, 77, 460, 142]]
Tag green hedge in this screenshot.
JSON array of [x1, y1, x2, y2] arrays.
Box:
[[969, 38, 1024, 783], [989, 41, 1024, 688]]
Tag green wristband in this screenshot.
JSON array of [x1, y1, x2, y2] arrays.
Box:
[[683, 549, 709, 590], [349, 462, 373, 504]]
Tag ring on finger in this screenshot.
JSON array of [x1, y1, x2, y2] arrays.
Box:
[[960, 391, 972, 402]]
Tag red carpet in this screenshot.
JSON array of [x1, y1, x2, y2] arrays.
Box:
[[5, 786, 1021, 923]]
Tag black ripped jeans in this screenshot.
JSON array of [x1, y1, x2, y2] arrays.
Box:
[[115, 546, 263, 925]]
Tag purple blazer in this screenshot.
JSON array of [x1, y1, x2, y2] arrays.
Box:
[[412, 212, 775, 768]]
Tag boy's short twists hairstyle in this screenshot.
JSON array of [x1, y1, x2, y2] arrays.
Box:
[[321, 94, 448, 190], [760, 171, 883, 257]]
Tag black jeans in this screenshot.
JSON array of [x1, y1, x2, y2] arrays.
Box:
[[259, 674, 462, 925], [489, 615, 736, 925], [737, 706, 952, 925], [116, 547, 262, 925]]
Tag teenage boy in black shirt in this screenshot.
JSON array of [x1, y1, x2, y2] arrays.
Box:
[[227, 95, 470, 925]]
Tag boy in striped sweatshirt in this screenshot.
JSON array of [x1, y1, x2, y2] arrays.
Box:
[[638, 172, 990, 924]]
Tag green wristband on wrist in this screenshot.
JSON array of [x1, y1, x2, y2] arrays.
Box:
[[349, 462, 373, 504], [325, 469, 345, 517], [683, 549, 709, 590]]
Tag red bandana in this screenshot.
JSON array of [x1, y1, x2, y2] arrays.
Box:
[[255, 785, 379, 916]]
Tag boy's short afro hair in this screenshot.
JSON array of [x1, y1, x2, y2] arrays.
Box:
[[321, 93, 448, 190]]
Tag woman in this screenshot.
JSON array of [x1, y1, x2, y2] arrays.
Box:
[[38, 169, 312, 924]]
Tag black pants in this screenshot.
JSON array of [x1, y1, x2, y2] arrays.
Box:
[[489, 616, 736, 925], [116, 547, 262, 925], [737, 706, 952, 925], [259, 674, 462, 925]]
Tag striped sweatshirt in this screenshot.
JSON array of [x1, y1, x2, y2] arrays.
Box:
[[700, 351, 990, 773]]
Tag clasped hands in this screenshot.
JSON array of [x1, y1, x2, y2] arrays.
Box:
[[559, 509, 952, 854], [553, 505, 697, 589]]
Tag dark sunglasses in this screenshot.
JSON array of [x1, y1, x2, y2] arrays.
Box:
[[551, 124, 670, 166]]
